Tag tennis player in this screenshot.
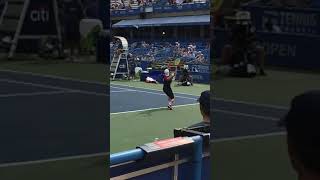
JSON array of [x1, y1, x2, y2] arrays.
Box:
[[163, 69, 175, 110]]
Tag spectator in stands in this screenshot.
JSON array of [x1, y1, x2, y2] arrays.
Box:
[[189, 90, 210, 128], [111, 0, 208, 11], [195, 52, 205, 64], [125, 40, 209, 65], [279, 90, 320, 180]]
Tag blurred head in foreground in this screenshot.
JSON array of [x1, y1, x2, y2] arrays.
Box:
[[198, 90, 210, 123], [279, 90, 320, 180]]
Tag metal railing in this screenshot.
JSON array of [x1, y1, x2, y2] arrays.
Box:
[[110, 135, 204, 180]]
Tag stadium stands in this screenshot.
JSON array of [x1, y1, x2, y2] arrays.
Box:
[[111, 39, 209, 64], [111, 0, 208, 11], [111, 0, 142, 10]]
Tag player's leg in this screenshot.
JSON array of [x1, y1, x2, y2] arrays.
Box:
[[170, 97, 175, 106], [168, 90, 175, 110], [164, 88, 172, 109]]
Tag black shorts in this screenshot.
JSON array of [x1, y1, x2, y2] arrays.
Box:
[[163, 87, 174, 99]]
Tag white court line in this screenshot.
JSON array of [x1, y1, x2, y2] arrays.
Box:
[[110, 85, 197, 101], [112, 105, 280, 121], [213, 108, 280, 121], [0, 91, 69, 98], [109, 85, 282, 121], [111, 90, 136, 93], [0, 152, 109, 168], [0, 69, 106, 85], [111, 83, 288, 110], [111, 103, 199, 115], [0, 69, 288, 110], [214, 97, 288, 110], [110, 86, 137, 93], [0, 79, 108, 97], [211, 132, 286, 143], [110, 86, 130, 91]]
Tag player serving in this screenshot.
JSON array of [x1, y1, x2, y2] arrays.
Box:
[[163, 69, 175, 110]]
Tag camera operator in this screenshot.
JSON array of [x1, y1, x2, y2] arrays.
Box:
[[220, 11, 266, 77], [178, 65, 193, 86]]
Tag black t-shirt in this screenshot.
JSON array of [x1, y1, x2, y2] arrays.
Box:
[[163, 75, 172, 89], [182, 69, 189, 77]]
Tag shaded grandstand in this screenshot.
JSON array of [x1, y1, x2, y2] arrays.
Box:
[[111, 0, 210, 80], [111, 40, 209, 65], [111, 0, 208, 10]]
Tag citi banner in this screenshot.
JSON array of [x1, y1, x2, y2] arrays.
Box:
[[21, 0, 57, 35], [117, 58, 129, 73]]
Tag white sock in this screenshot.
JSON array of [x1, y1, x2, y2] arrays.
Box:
[[169, 98, 175, 106]]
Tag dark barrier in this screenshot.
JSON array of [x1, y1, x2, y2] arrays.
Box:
[[96, 30, 109, 64], [0, 2, 5, 23], [99, 0, 109, 28], [242, 4, 320, 35], [212, 28, 225, 59], [213, 28, 320, 69]]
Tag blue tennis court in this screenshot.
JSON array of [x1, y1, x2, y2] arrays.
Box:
[[110, 84, 198, 113], [0, 70, 108, 165]]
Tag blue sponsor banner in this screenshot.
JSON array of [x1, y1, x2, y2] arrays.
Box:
[[257, 32, 320, 69], [186, 64, 210, 84], [111, 8, 143, 17], [213, 28, 320, 69], [243, 5, 320, 35], [153, 2, 209, 13]]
